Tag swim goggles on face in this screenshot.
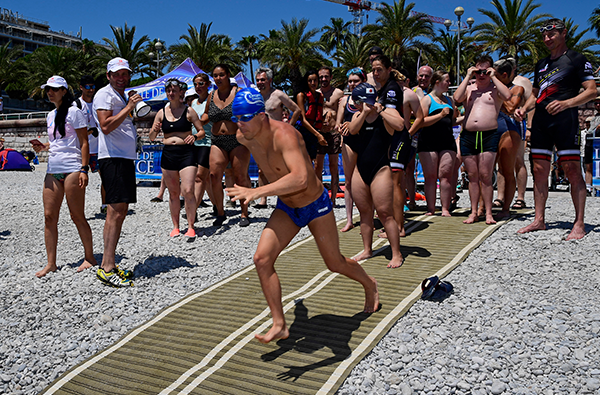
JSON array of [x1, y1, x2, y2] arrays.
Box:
[[83, 84, 95, 90], [231, 112, 259, 123], [473, 70, 489, 75]]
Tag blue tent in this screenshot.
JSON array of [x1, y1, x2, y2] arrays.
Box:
[[0, 149, 32, 171]]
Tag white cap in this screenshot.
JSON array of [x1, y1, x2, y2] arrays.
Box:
[[107, 57, 131, 73], [184, 89, 196, 99], [41, 76, 68, 90]]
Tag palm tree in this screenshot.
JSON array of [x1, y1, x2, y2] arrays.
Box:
[[428, 29, 478, 83], [363, 0, 434, 68], [0, 41, 23, 91], [237, 35, 259, 82], [99, 23, 150, 75], [259, 18, 328, 94], [333, 33, 374, 71], [169, 23, 241, 74], [320, 17, 352, 66], [17, 46, 82, 97], [590, 5, 600, 38], [472, 0, 551, 66]]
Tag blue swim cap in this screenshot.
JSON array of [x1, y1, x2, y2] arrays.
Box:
[[232, 88, 265, 116]]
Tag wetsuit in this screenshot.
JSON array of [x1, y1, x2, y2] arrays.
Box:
[[160, 106, 197, 171], [418, 94, 456, 153], [208, 89, 243, 152], [356, 116, 392, 186], [342, 96, 360, 152], [530, 49, 594, 162]]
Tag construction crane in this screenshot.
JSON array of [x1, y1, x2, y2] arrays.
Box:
[[410, 11, 468, 29], [322, 0, 384, 35]]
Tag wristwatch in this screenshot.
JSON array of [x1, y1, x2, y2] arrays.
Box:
[[81, 165, 90, 172]]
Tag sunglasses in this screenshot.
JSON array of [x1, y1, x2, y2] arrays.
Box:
[[83, 84, 95, 90], [44, 86, 61, 92], [231, 113, 259, 123], [540, 24, 564, 33], [194, 81, 206, 87], [473, 70, 489, 76], [165, 80, 187, 90]]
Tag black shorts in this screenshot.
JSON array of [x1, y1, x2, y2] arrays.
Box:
[[161, 144, 197, 171], [99, 158, 137, 204], [584, 138, 594, 165], [390, 129, 416, 171], [299, 127, 319, 160], [317, 132, 342, 155], [195, 145, 210, 169], [460, 128, 500, 156], [530, 108, 580, 162]]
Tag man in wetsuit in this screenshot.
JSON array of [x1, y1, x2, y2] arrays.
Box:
[[254, 67, 302, 208], [316, 66, 345, 204], [226, 88, 380, 344], [515, 18, 596, 240]]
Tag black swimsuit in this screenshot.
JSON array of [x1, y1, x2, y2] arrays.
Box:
[[160, 106, 197, 171], [356, 116, 391, 186], [342, 96, 361, 153]]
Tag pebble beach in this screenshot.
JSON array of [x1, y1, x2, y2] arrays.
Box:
[[1, 164, 599, 395]]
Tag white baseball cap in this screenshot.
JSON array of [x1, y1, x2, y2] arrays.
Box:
[[107, 57, 131, 73], [41, 76, 68, 90]]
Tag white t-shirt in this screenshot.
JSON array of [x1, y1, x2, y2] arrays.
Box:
[[93, 85, 137, 160], [47, 106, 87, 174], [74, 98, 98, 155]]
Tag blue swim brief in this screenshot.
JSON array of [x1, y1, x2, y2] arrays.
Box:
[[275, 188, 332, 228]]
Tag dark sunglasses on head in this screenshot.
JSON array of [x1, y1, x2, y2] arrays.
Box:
[[231, 113, 258, 123], [83, 84, 95, 90], [540, 24, 563, 33], [473, 70, 489, 76], [44, 86, 60, 92]]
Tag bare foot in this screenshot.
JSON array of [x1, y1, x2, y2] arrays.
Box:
[[378, 231, 388, 239], [255, 324, 289, 344], [517, 221, 546, 234], [463, 213, 479, 224], [485, 214, 497, 225], [36, 264, 57, 278], [441, 210, 451, 217], [340, 222, 354, 232], [399, 228, 406, 237], [77, 259, 97, 272], [425, 211, 435, 216], [566, 224, 586, 240], [363, 277, 380, 313], [353, 250, 373, 261], [387, 254, 404, 268], [378, 228, 407, 239]]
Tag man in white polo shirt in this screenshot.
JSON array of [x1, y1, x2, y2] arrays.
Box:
[[93, 57, 142, 287]]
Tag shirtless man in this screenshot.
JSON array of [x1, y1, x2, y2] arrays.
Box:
[[316, 66, 345, 204], [515, 19, 596, 240], [413, 65, 433, 100], [226, 88, 380, 343], [254, 67, 302, 207], [454, 55, 511, 224]]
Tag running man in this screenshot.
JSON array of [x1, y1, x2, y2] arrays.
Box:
[[515, 18, 596, 240], [226, 88, 380, 343]]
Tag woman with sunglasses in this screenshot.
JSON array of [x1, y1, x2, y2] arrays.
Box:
[[417, 70, 458, 217], [335, 67, 366, 232], [150, 78, 205, 238], [190, 73, 214, 216], [295, 70, 328, 163], [202, 64, 251, 227], [33, 76, 97, 278], [347, 83, 405, 268]]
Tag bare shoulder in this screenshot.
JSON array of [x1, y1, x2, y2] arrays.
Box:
[[272, 120, 301, 147]]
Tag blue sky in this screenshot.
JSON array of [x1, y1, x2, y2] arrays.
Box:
[[2, 0, 598, 74]]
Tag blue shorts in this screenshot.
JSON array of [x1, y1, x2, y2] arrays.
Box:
[[276, 188, 332, 228]]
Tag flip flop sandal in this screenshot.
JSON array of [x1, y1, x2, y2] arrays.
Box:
[[511, 199, 527, 209], [492, 199, 504, 208], [421, 276, 454, 302]]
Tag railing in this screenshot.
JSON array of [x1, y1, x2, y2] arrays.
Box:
[[0, 111, 49, 121]]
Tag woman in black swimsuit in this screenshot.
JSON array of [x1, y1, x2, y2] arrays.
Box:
[[150, 78, 205, 238], [202, 64, 251, 227], [348, 83, 405, 268], [335, 67, 366, 232]]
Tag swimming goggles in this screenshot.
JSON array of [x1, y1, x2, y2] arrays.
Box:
[[83, 84, 95, 90], [473, 70, 489, 75], [231, 112, 259, 123], [346, 67, 365, 78], [539, 24, 564, 32], [164, 79, 188, 90]]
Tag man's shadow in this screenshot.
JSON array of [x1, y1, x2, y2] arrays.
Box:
[[261, 299, 372, 382]]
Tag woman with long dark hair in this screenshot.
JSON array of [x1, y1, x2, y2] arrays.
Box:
[[336, 67, 366, 232], [202, 64, 252, 227], [150, 78, 205, 238], [295, 70, 328, 162], [33, 76, 96, 277]]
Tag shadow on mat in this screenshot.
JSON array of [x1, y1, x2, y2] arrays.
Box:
[[261, 299, 372, 382], [377, 244, 431, 260], [134, 255, 196, 278]]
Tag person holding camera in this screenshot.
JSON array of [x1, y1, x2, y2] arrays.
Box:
[[453, 55, 511, 225], [76, 75, 106, 214]]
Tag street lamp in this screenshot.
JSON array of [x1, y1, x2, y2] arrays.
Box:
[[444, 7, 474, 85], [148, 40, 166, 78]]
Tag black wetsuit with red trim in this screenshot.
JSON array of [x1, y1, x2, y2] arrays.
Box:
[[530, 49, 594, 162]]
